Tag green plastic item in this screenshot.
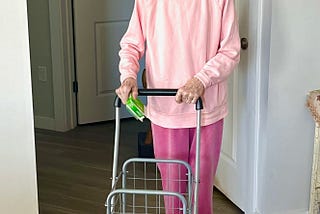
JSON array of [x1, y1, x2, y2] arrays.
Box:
[[126, 95, 145, 122]]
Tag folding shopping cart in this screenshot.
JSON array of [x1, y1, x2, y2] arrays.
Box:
[[105, 89, 203, 214]]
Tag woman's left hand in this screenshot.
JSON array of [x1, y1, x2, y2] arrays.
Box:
[[176, 77, 205, 104]]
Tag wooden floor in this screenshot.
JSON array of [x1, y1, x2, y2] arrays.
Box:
[[35, 119, 243, 214]]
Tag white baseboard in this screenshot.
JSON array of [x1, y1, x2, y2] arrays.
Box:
[[272, 210, 308, 214], [255, 209, 308, 214], [34, 116, 56, 131]]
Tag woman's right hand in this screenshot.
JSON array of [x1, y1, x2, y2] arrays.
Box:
[[115, 77, 138, 104]]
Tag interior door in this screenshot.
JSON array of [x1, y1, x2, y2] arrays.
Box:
[[74, 0, 145, 124], [215, 0, 249, 211]]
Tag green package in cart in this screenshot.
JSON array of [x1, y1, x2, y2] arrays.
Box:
[[126, 95, 145, 122]]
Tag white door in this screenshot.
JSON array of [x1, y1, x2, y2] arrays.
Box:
[[215, 0, 249, 211], [74, 0, 145, 124]]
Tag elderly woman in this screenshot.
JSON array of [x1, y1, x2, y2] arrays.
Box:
[[116, 0, 240, 213]]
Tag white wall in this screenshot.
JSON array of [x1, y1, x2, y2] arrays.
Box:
[[27, 0, 58, 130], [258, 0, 320, 213], [27, 0, 55, 118], [0, 1, 39, 214], [27, 0, 77, 131]]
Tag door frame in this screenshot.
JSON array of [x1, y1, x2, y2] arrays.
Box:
[[48, 0, 77, 131], [48, 0, 272, 212], [245, 0, 272, 213]]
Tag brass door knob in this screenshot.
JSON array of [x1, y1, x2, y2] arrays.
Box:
[[241, 38, 248, 50]]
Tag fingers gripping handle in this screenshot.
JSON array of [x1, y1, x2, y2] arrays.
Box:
[[114, 89, 203, 110]]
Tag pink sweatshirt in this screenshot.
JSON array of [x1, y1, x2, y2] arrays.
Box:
[[119, 0, 240, 128]]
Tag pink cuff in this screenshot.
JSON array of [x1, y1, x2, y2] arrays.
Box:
[[194, 71, 212, 88], [120, 73, 137, 83]]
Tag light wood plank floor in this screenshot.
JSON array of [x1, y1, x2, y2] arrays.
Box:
[[35, 119, 243, 214]]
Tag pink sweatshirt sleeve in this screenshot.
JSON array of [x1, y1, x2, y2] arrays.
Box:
[[119, 0, 146, 83], [195, 0, 241, 88]]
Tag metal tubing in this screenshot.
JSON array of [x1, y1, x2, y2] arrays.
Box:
[[193, 110, 202, 214], [122, 158, 193, 212], [111, 107, 120, 188], [114, 88, 203, 110], [110, 89, 204, 214], [106, 189, 188, 214], [138, 88, 178, 96], [123, 158, 193, 199]]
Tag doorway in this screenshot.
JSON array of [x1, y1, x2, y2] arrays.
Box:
[[73, 0, 139, 124], [28, 0, 256, 212]]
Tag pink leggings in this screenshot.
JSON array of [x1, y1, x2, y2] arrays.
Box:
[[151, 119, 224, 214]]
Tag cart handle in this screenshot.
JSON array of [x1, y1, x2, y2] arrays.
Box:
[[114, 89, 203, 110]]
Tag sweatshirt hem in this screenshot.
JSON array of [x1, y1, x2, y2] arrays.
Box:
[[145, 104, 228, 129]]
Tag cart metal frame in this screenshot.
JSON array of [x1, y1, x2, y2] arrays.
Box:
[[105, 89, 203, 214]]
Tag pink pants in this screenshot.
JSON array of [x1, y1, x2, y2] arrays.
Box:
[[151, 119, 224, 214]]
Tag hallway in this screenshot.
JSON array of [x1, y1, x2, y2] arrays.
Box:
[[35, 119, 243, 214]]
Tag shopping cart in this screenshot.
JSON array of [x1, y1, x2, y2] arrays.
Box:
[[105, 89, 203, 214]]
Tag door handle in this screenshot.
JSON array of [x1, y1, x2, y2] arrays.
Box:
[[241, 38, 248, 50]]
